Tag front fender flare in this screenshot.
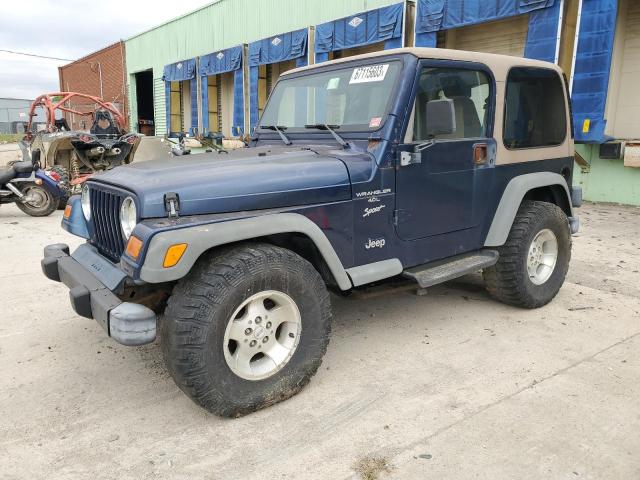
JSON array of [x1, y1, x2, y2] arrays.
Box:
[[139, 212, 353, 290], [484, 172, 573, 247]]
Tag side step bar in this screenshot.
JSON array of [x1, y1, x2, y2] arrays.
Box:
[[402, 250, 499, 288]]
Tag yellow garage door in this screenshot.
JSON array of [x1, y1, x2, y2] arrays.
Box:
[[447, 15, 529, 57], [610, 0, 640, 139]]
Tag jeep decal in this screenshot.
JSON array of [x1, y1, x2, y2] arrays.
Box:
[[364, 238, 386, 250]]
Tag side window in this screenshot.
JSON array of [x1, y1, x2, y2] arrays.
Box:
[[413, 67, 491, 141], [503, 67, 566, 149]]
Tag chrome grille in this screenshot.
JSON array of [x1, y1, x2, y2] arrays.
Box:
[[89, 186, 126, 261]]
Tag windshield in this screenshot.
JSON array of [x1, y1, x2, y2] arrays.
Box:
[[259, 61, 401, 132]]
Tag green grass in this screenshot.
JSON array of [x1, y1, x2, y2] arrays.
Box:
[[0, 134, 23, 143]]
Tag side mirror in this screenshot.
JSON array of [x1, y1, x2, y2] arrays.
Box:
[[425, 99, 456, 137]]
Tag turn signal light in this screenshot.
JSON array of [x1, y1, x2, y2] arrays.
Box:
[[474, 143, 488, 165], [125, 236, 144, 260], [63, 204, 72, 219], [163, 243, 188, 268]]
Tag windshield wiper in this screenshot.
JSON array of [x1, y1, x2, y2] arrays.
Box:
[[260, 125, 292, 145], [305, 124, 349, 149]]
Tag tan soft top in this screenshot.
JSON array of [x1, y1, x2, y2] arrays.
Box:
[[284, 47, 564, 82]]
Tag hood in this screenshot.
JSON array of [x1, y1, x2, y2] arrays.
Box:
[[91, 146, 352, 218]]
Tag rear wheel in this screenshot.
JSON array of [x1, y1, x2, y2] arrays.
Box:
[[15, 184, 57, 217], [483, 200, 571, 308], [160, 243, 332, 417]]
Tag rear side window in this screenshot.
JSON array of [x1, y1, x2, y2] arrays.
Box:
[[503, 67, 566, 149]]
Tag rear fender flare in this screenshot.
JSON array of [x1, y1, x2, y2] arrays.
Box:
[[484, 172, 573, 247], [139, 212, 353, 290]]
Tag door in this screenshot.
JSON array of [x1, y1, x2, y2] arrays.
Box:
[[395, 62, 495, 241]]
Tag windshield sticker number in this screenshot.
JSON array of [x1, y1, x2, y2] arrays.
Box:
[[349, 64, 389, 84]]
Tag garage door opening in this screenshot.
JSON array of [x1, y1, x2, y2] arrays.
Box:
[[258, 59, 297, 119], [206, 71, 235, 138], [134, 70, 154, 136], [328, 42, 385, 61]]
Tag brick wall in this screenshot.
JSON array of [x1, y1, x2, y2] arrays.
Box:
[[58, 41, 128, 130]]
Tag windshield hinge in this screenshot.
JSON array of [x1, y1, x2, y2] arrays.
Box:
[[164, 192, 180, 218]]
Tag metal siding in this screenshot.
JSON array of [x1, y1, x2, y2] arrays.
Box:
[[127, 77, 137, 132], [153, 77, 167, 136], [125, 0, 402, 130]]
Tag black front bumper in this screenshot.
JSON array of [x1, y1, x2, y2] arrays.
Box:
[[42, 243, 156, 346]]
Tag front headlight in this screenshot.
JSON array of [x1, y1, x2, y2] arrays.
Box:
[[81, 184, 91, 221], [120, 196, 137, 239]]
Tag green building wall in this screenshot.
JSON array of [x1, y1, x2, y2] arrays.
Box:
[[125, 0, 404, 136], [573, 144, 640, 206]]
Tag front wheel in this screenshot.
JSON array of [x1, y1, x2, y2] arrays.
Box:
[[160, 243, 332, 417], [483, 200, 571, 308], [15, 184, 58, 217]]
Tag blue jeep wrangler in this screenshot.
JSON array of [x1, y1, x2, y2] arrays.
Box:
[[42, 48, 580, 416]]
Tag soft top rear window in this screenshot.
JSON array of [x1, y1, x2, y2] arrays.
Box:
[[503, 67, 567, 149]]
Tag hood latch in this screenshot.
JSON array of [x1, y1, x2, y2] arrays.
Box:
[[164, 192, 180, 218]]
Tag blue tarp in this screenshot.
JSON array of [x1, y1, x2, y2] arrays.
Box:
[[524, 0, 562, 62], [199, 45, 242, 76], [314, 2, 404, 62], [162, 58, 196, 82], [248, 29, 308, 67], [199, 45, 244, 135], [415, 0, 555, 47], [248, 29, 308, 131], [571, 0, 618, 143], [163, 58, 197, 135]]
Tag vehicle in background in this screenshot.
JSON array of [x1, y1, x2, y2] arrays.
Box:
[[23, 93, 142, 203], [0, 149, 65, 216], [42, 48, 581, 417]]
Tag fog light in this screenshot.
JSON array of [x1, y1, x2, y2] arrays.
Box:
[[35, 178, 43, 185], [125, 236, 143, 260], [63, 204, 72, 219], [163, 243, 187, 268]]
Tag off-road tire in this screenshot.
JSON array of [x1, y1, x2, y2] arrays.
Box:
[[160, 243, 332, 417], [50, 165, 70, 209], [483, 200, 571, 308], [15, 185, 58, 217]]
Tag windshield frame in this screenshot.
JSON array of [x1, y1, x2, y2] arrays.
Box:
[[257, 56, 405, 134]]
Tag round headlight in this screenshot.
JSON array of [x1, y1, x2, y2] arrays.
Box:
[[81, 184, 91, 221], [120, 196, 137, 239]]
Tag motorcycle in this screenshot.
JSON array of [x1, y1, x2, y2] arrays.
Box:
[[0, 147, 65, 217]]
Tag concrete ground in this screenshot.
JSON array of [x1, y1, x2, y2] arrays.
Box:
[[0, 202, 638, 480], [0, 143, 22, 165]]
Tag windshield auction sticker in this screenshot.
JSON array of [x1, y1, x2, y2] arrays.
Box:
[[349, 64, 389, 84]]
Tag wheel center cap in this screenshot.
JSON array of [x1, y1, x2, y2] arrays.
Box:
[[253, 325, 266, 339]]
